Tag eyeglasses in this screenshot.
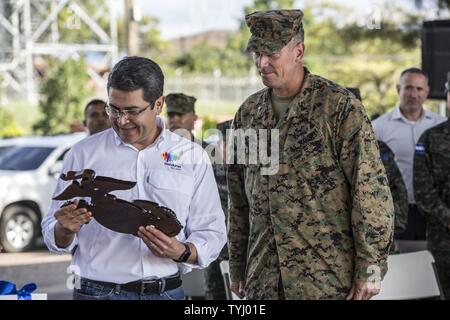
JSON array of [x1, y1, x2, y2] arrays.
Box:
[[105, 103, 153, 120]]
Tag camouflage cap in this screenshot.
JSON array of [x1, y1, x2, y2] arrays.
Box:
[[245, 9, 304, 55], [165, 93, 197, 114], [216, 119, 233, 138]]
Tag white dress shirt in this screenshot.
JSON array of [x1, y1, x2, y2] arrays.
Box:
[[42, 117, 226, 283], [372, 107, 446, 203]]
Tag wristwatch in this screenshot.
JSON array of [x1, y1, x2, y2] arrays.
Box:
[[173, 243, 191, 263]]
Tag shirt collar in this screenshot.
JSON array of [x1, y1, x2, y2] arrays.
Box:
[[391, 106, 433, 122], [261, 67, 311, 115], [112, 116, 166, 150]]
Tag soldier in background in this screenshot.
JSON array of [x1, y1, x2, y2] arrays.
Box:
[[414, 73, 450, 298], [378, 141, 408, 248], [228, 9, 394, 300], [346, 87, 408, 250], [83, 99, 110, 135], [204, 119, 232, 300], [165, 93, 208, 149]]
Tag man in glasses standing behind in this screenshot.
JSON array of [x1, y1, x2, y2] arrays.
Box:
[[41, 56, 226, 300]]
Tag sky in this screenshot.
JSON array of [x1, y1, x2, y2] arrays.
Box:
[[134, 0, 253, 39], [122, 0, 438, 40]]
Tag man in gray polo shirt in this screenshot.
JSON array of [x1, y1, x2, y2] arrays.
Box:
[[372, 67, 447, 251]]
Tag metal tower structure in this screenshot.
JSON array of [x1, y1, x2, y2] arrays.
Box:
[[0, 0, 118, 103]]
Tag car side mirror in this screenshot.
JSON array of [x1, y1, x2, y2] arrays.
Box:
[[49, 161, 63, 177]]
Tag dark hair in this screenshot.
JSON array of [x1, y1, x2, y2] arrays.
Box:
[[107, 56, 164, 105], [84, 99, 106, 118], [400, 67, 428, 81]]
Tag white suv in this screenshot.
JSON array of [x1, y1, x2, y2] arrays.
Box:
[[0, 133, 86, 252]]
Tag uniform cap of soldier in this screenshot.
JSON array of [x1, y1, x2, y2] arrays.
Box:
[[245, 9, 304, 55], [165, 93, 197, 114]]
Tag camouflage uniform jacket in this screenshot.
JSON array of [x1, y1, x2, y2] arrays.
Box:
[[414, 119, 450, 252], [214, 164, 229, 221], [227, 68, 394, 300], [378, 141, 408, 236]]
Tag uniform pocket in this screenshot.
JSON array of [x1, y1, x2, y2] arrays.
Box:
[[146, 170, 194, 196]]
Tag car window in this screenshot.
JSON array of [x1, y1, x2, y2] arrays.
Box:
[[0, 146, 55, 171], [0, 146, 14, 158]]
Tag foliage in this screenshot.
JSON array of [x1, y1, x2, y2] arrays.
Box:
[[12, 0, 448, 121], [0, 108, 24, 138], [224, 0, 425, 116], [33, 57, 91, 135], [170, 0, 429, 115], [303, 1, 424, 116], [201, 115, 218, 139], [53, 0, 171, 58], [173, 40, 253, 76], [172, 0, 296, 76]]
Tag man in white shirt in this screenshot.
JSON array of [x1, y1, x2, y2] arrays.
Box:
[[372, 67, 447, 252], [41, 56, 227, 300]]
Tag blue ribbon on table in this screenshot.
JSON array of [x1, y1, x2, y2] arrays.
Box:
[[0, 281, 37, 300]]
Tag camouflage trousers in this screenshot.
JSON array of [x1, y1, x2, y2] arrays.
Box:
[[433, 250, 450, 299], [204, 245, 229, 300]]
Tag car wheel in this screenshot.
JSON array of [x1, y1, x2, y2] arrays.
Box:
[[0, 205, 39, 252]]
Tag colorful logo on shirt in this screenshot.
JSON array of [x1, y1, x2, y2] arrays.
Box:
[[415, 143, 426, 155], [161, 151, 182, 170], [161, 151, 181, 163]]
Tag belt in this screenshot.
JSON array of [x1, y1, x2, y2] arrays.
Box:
[[80, 275, 182, 295]]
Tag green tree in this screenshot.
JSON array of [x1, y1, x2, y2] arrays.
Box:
[[53, 1, 170, 59], [236, 0, 423, 116], [33, 57, 91, 135], [304, 1, 423, 115], [136, 16, 172, 56], [173, 0, 296, 76], [55, 0, 110, 44], [172, 39, 253, 76], [201, 115, 217, 139], [0, 108, 24, 138]]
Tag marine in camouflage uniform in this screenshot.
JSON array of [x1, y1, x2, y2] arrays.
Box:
[[204, 120, 233, 300], [227, 9, 394, 300], [378, 141, 408, 248], [413, 77, 450, 299]]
